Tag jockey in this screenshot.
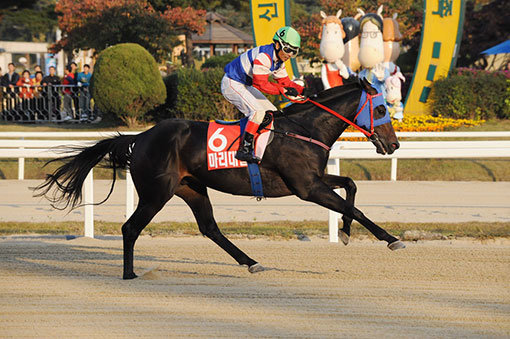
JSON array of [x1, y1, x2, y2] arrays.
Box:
[[222, 26, 304, 163]]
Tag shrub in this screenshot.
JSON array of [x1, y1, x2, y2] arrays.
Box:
[[430, 68, 509, 120], [200, 53, 237, 70], [90, 43, 166, 127]]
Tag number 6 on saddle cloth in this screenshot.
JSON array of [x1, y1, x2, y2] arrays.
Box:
[[206, 114, 275, 198]]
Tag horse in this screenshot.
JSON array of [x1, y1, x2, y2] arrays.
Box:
[[319, 9, 350, 89], [34, 77, 404, 280]]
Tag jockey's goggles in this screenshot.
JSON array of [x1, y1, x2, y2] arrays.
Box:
[[361, 31, 381, 39], [281, 42, 299, 56]]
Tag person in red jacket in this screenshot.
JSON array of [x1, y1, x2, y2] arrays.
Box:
[[222, 26, 304, 163]]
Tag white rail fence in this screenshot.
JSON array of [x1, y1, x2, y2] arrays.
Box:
[[1, 131, 509, 241]]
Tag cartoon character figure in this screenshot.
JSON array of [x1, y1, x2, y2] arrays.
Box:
[[383, 13, 403, 76], [357, 6, 387, 96], [385, 72, 406, 121], [341, 15, 362, 73], [319, 9, 349, 90]]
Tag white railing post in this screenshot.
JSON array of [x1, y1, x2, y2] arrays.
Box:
[[18, 137, 24, 180], [391, 158, 398, 181], [84, 169, 94, 238], [125, 168, 134, 220], [326, 158, 340, 243]]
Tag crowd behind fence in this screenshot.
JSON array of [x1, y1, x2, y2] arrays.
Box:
[[1, 85, 100, 123]]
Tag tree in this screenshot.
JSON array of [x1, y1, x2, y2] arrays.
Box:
[[90, 43, 166, 127], [0, 0, 57, 42], [162, 6, 206, 67], [458, 0, 510, 67], [52, 1, 179, 62]]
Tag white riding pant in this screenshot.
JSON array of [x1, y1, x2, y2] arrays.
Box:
[[221, 75, 276, 125]]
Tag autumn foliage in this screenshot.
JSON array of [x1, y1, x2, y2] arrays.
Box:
[[52, 0, 205, 62]]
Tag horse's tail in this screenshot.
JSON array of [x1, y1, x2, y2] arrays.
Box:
[[33, 134, 137, 210]]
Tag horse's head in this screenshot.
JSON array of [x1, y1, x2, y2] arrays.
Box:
[[358, 6, 385, 68], [357, 77, 399, 155], [319, 10, 346, 63]]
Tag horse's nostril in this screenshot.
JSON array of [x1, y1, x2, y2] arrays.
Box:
[[392, 142, 399, 150]]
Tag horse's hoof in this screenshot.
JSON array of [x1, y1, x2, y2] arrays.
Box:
[[339, 230, 350, 245], [123, 272, 138, 280], [388, 240, 406, 251], [248, 263, 265, 273]]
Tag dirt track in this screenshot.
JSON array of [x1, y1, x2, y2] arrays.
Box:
[[0, 236, 509, 338]]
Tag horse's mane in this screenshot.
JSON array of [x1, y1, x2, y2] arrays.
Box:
[[282, 81, 361, 116]]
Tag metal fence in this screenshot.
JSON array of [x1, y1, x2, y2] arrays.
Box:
[[0, 85, 100, 123]]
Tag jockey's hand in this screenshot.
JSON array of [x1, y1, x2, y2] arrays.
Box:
[[284, 87, 299, 97], [302, 86, 314, 98]]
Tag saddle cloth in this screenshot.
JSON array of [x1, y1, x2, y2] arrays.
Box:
[[207, 118, 273, 170]]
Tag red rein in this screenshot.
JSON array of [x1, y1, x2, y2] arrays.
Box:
[[280, 89, 380, 138]]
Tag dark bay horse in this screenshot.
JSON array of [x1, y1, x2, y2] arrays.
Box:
[[34, 78, 404, 279]]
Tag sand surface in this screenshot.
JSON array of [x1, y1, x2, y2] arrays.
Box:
[[0, 236, 508, 338]]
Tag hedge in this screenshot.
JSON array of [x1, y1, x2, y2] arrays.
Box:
[[152, 67, 281, 122], [90, 43, 166, 126], [430, 68, 510, 120], [200, 53, 237, 70]]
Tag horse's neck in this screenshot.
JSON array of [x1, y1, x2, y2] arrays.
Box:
[[300, 90, 361, 146]]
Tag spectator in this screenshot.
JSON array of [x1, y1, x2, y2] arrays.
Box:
[[61, 66, 75, 121], [30, 65, 43, 79], [16, 70, 34, 120], [77, 64, 92, 121], [1, 63, 20, 88], [1, 63, 20, 119], [69, 61, 79, 116], [41, 66, 61, 121], [32, 71, 44, 119]]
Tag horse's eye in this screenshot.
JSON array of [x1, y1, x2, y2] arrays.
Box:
[[374, 105, 386, 119]]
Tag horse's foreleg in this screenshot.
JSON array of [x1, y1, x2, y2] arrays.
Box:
[[175, 184, 262, 273], [122, 200, 167, 279], [323, 174, 356, 245], [299, 180, 404, 250]]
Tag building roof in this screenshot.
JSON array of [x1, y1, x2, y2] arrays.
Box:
[[192, 12, 253, 45]]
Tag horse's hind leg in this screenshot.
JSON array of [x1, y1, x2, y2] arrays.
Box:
[[122, 199, 167, 279], [323, 174, 356, 245], [175, 182, 262, 273]]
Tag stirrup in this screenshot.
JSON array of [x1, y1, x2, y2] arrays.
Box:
[[235, 150, 261, 163]]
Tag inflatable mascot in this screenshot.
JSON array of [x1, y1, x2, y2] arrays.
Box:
[[319, 10, 349, 90]]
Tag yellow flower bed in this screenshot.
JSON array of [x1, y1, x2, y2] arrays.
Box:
[[340, 115, 484, 140]]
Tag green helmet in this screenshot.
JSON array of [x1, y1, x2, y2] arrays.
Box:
[[273, 26, 301, 49]]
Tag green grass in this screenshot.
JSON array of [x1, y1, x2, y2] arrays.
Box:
[[0, 220, 508, 239], [1, 158, 509, 181]]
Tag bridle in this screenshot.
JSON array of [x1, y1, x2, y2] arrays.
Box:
[[280, 87, 386, 139]]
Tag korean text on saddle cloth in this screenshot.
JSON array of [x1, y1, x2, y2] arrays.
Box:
[[206, 122, 272, 170]]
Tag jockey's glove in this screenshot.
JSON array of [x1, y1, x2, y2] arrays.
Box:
[[284, 87, 299, 97]]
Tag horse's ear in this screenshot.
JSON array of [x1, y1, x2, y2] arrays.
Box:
[[320, 11, 327, 19], [393, 13, 398, 20], [357, 8, 365, 17], [354, 12, 362, 20], [336, 9, 342, 18], [377, 5, 384, 19]]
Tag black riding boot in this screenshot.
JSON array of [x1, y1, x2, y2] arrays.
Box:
[[235, 132, 261, 163]]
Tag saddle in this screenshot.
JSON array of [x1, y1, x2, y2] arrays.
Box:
[[215, 111, 274, 132]]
